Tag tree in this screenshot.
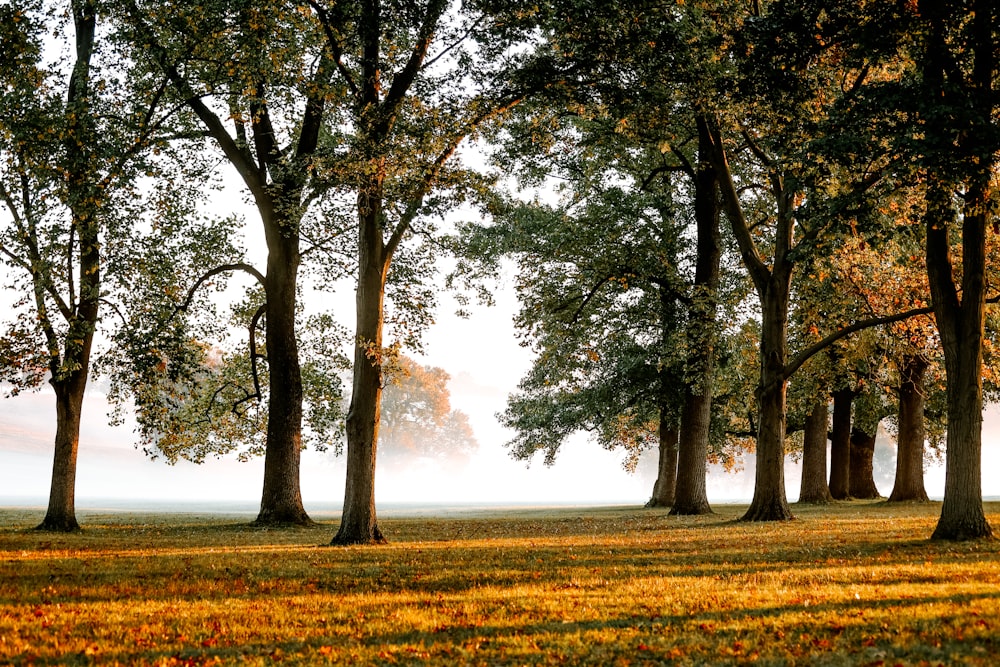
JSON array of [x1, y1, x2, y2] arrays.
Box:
[[797, 398, 833, 504], [378, 356, 477, 470], [0, 0, 205, 530], [118, 0, 342, 525], [917, 0, 998, 541], [314, 0, 539, 545], [888, 354, 931, 502]]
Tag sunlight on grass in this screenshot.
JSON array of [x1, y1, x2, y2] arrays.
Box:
[[2, 502, 999, 665]]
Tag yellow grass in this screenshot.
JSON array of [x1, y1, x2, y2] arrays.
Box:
[[2, 501, 999, 665]]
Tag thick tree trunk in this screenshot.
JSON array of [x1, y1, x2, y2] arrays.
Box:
[[828, 388, 853, 500], [926, 184, 990, 540], [37, 379, 87, 532], [646, 423, 678, 507], [255, 227, 310, 525], [333, 174, 388, 546], [848, 425, 881, 499], [889, 355, 929, 502], [922, 0, 993, 541], [741, 267, 794, 522], [798, 398, 833, 504], [671, 116, 720, 516]]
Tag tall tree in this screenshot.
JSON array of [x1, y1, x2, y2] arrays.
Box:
[[917, 0, 998, 540], [120, 0, 338, 525], [315, 0, 538, 545], [0, 0, 203, 530]]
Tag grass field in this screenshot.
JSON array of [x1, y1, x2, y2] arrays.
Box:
[[1, 501, 999, 666]]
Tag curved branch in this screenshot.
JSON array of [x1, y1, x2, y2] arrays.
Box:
[[783, 305, 935, 381], [176, 262, 265, 313], [247, 302, 266, 403]]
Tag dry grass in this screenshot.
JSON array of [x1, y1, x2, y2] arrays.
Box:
[[2, 501, 999, 665]]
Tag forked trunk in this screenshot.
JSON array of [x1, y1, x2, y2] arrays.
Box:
[[889, 355, 929, 502], [848, 425, 881, 499], [37, 379, 87, 532], [828, 388, 853, 500], [741, 269, 794, 522], [647, 423, 678, 507], [921, 0, 992, 541], [798, 398, 833, 504]]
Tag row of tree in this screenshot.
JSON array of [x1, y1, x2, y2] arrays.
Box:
[[1, 0, 997, 542], [472, 0, 1000, 541]]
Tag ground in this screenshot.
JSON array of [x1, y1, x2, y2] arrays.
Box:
[[1, 501, 998, 665]]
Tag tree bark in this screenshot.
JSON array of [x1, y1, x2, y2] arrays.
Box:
[[38, 378, 87, 531], [889, 355, 929, 502], [646, 423, 678, 507], [849, 424, 881, 499], [926, 177, 991, 540], [741, 264, 794, 521], [828, 387, 853, 500], [254, 220, 309, 525], [671, 116, 720, 516], [921, 0, 994, 541], [706, 117, 794, 522], [798, 398, 833, 504], [333, 165, 388, 546]]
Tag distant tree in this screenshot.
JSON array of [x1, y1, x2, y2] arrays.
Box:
[[378, 356, 477, 470], [797, 398, 833, 504]]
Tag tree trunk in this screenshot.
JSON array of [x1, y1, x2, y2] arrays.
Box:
[[828, 387, 853, 500], [333, 172, 388, 546], [646, 423, 678, 507], [670, 116, 720, 516], [849, 424, 881, 499], [798, 398, 833, 504], [921, 0, 993, 541], [37, 379, 87, 531], [741, 265, 794, 522], [254, 225, 310, 525], [926, 181, 991, 540], [889, 355, 929, 502]]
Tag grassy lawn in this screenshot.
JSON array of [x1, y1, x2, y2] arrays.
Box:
[[1, 501, 999, 665]]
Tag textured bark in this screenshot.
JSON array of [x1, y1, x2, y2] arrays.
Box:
[[671, 117, 720, 517], [741, 264, 794, 522], [38, 380, 87, 531], [333, 160, 388, 545], [848, 425, 881, 499], [828, 388, 854, 500], [889, 355, 930, 503], [798, 399, 833, 504], [707, 116, 794, 523], [646, 424, 678, 508], [254, 221, 309, 525], [922, 0, 993, 540]]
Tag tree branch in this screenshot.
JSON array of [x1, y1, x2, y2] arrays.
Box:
[[783, 305, 935, 381]]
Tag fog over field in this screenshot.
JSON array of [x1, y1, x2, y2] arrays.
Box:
[[3, 275, 1000, 511]]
